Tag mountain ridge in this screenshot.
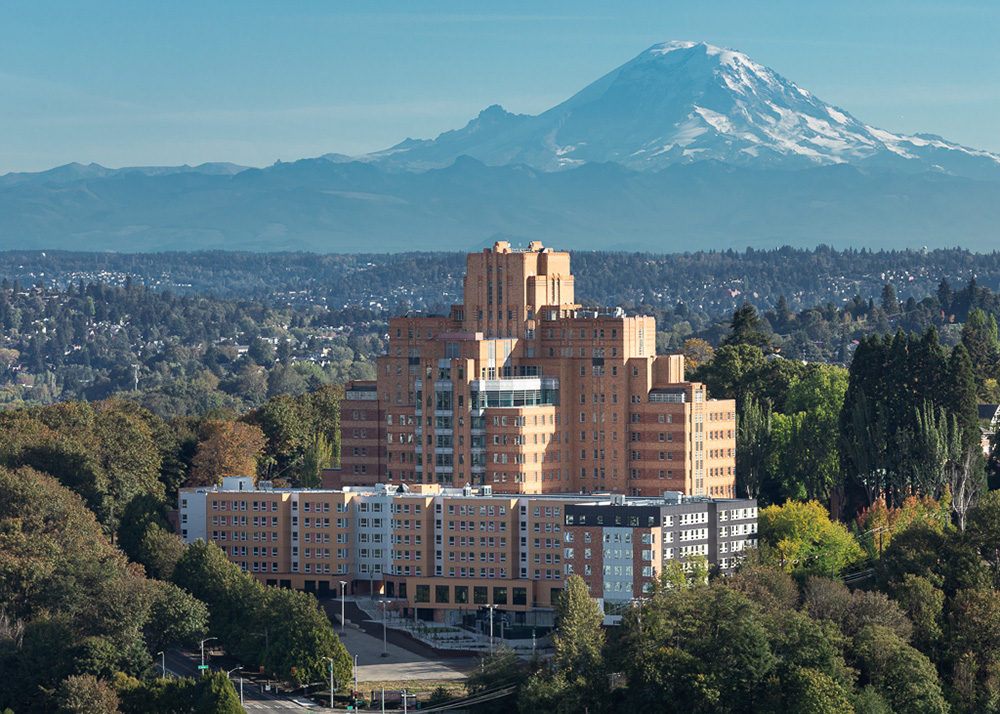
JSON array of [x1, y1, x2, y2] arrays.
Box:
[[366, 41, 1000, 180], [1, 41, 998, 254], [1, 158, 998, 253], [0, 161, 249, 187]]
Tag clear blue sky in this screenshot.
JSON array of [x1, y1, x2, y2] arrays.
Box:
[[2, 1, 997, 173]]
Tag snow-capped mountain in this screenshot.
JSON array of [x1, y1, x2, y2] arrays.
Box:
[[3, 40, 999, 254], [369, 41, 1000, 179]]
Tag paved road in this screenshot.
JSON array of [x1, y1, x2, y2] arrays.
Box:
[[160, 648, 320, 713], [156, 600, 480, 712], [333, 601, 477, 683], [239, 683, 317, 712]]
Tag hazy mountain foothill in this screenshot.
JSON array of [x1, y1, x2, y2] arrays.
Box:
[[2, 41, 999, 254]]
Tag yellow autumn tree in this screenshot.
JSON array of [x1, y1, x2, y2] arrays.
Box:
[[682, 337, 715, 373], [188, 420, 266, 486]]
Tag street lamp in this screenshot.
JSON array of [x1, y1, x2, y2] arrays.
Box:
[[340, 580, 348, 635], [378, 599, 390, 657], [199, 637, 218, 672], [156, 651, 165, 679], [226, 666, 243, 706], [250, 629, 269, 649], [485, 604, 498, 652]]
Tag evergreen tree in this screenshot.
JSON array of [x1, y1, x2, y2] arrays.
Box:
[[775, 295, 793, 329], [960, 308, 999, 389], [937, 278, 954, 315], [910, 326, 949, 413], [947, 344, 981, 454], [880, 283, 900, 315], [841, 336, 891, 506], [721, 301, 774, 352]]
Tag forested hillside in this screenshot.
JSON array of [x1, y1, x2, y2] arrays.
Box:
[[1, 245, 999, 314], [3, 249, 1000, 414], [0, 280, 380, 411], [0, 394, 353, 713]]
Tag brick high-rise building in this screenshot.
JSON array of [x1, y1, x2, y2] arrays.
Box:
[[340, 241, 736, 499]]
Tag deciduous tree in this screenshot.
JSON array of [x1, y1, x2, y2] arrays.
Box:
[[758, 500, 864, 578], [56, 674, 120, 714], [188, 420, 265, 486]]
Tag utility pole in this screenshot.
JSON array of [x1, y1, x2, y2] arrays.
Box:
[[323, 656, 336, 707]]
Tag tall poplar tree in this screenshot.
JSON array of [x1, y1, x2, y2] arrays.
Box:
[[737, 395, 772, 500]]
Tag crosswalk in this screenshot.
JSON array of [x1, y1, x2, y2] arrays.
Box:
[[243, 700, 312, 710]]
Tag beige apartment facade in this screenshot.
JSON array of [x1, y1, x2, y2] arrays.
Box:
[[179, 479, 755, 625]]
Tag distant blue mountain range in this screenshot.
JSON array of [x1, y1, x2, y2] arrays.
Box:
[[3, 42, 998, 253]]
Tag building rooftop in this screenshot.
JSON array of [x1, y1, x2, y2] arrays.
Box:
[[186, 479, 751, 507]]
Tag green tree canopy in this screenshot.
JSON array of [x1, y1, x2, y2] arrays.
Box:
[[758, 500, 865, 578]]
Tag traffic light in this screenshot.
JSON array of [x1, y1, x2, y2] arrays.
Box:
[[291, 667, 296, 677], [259, 666, 264, 674]]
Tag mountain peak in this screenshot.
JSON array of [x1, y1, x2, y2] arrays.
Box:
[[646, 40, 744, 63], [477, 104, 512, 119], [364, 41, 1000, 179]]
